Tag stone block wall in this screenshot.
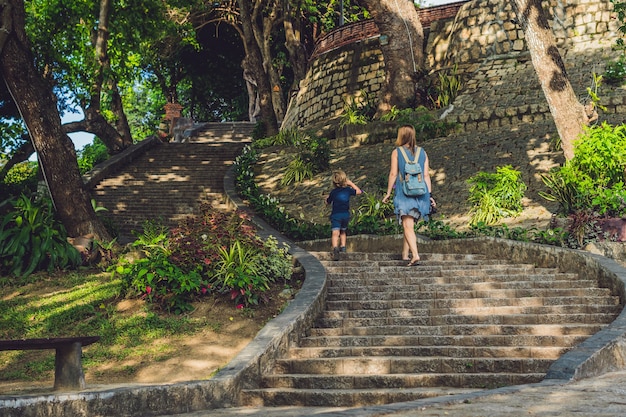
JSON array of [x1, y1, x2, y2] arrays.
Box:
[[282, 37, 385, 129], [283, 0, 625, 135]]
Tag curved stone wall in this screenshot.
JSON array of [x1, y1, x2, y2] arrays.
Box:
[[283, 0, 623, 134]]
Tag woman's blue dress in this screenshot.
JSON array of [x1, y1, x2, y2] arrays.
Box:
[[393, 146, 431, 221]]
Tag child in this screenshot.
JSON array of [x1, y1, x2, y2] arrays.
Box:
[[325, 170, 362, 261]]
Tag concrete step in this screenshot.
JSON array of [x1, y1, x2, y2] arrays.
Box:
[[241, 386, 484, 407], [287, 345, 569, 359], [307, 323, 607, 337], [324, 287, 613, 301], [89, 127, 249, 242], [315, 312, 618, 327], [297, 334, 592, 348], [321, 304, 621, 319], [327, 278, 602, 291], [272, 356, 553, 375]]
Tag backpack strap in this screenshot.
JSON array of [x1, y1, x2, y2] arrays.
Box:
[[399, 146, 420, 164]]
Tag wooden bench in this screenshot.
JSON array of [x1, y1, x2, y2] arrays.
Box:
[[0, 336, 100, 390]]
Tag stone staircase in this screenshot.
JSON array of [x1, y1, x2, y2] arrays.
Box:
[[241, 251, 622, 407], [90, 122, 254, 242]]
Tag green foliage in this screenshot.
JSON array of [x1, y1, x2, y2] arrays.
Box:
[[302, 135, 331, 173], [541, 123, 626, 216], [212, 241, 267, 307], [256, 129, 330, 186], [112, 204, 292, 312], [539, 171, 580, 215], [77, 139, 109, 174], [434, 64, 462, 108], [254, 128, 302, 148], [115, 252, 205, 314], [417, 219, 468, 240], [3, 161, 39, 185], [354, 191, 394, 220], [281, 157, 315, 185], [340, 91, 376, 128], [467, 166, 527, 226], [0, 195, 82, 277], [385, 106, 457, 140]]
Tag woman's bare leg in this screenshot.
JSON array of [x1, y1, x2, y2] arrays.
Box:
[[402, 215, 420, 265]]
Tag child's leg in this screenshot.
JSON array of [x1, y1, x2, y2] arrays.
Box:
[[331, 228, 341, 249], [340, 230, 347, 248]]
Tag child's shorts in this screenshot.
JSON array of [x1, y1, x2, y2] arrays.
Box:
[[330, 213, 350, 231]]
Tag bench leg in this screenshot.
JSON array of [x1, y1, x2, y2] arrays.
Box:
[[54, 342, 86, 390]]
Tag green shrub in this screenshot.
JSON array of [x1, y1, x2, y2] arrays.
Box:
[[467, 165, 527, 226], [435, 64, 462, 108], [254, 128, 302, 148], [77, 139, 109, 174], [386, 106, 456, 140], [113, 206, 292, 312], [115, 252, 205, 314], [340, 90, 376, 128], [0, 195, 82, 277], [540, 122, 626, 216], [281, 157, 315, 185]]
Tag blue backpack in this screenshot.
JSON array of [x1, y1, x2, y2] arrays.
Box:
[[399, 146, 427, 197]]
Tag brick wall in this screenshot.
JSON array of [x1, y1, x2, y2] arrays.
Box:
[[310, 2, 468, 60]]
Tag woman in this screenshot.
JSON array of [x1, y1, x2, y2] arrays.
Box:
[[382, 125, 436, 266]]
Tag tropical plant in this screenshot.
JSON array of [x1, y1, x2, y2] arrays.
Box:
[[435, 64, 462, 108], [340, 90, 376, 128], [281, 157, 315, 185], [115, 252, 206, 314], [467, 165, 527, 226], [540, 123, 626, 217], [0, 195, 82, 277], [212, 241, 268, 307]]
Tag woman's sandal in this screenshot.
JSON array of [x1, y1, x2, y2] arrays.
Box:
[[407, 259, 420, 267]]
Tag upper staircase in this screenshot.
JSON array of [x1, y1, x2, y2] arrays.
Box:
[[90, 122, 253, 242], [242, 251, 622, 407]]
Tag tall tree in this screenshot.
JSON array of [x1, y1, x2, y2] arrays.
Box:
[[1, 0, 111, 240], [512, 0, 593, 160], [236, 0, 279, 135], [357, 0, 425, 113]]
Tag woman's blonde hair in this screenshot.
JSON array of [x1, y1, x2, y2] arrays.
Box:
[[395, 125, 416, 148], [332, 170, 348, 187]]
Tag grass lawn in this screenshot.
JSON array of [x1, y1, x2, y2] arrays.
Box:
[[0, 267, 301, 394]]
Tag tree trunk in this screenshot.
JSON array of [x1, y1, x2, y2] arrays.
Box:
[[358, 0, 425, 113], [283, 16, 307, 93], [512, 0, 589, 160], [108, 78, 133, 146], [237, 0, 279, 135], [1, 0, 111, 241], [258, 3, 286, 123]]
